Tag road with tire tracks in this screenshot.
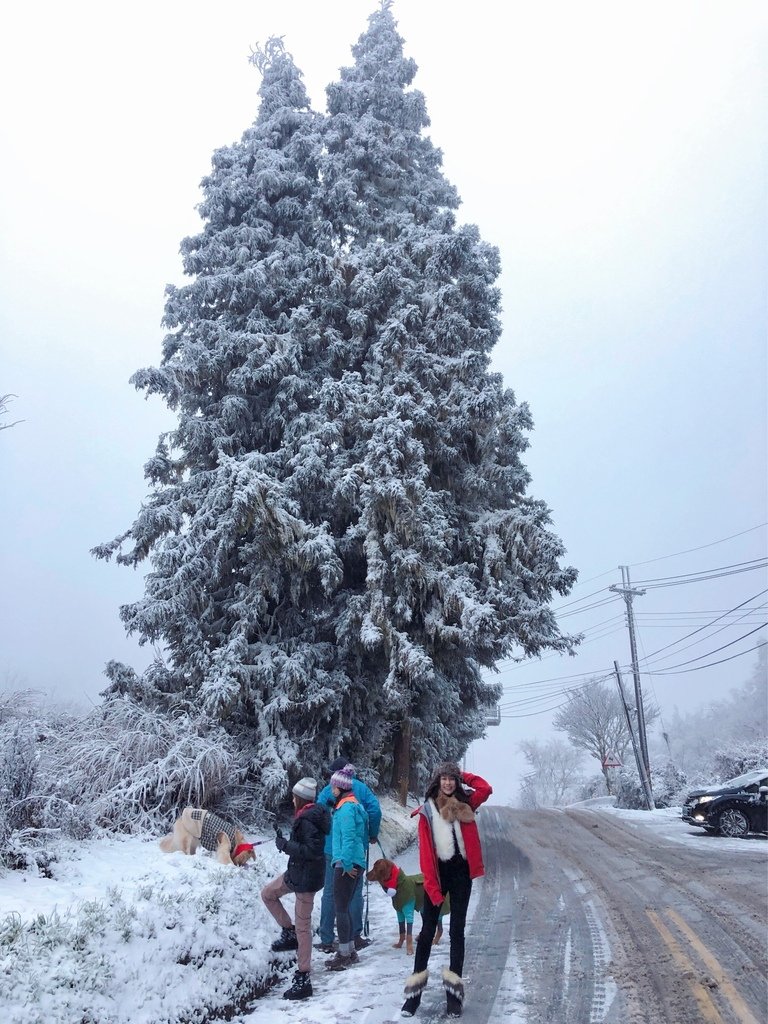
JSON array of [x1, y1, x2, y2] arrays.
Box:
[[447, 805, 767, 1024]]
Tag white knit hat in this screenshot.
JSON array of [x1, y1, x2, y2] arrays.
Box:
[[292, 777, 317, 801]]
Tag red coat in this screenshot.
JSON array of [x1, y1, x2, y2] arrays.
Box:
[[412, 771, 492, 906]]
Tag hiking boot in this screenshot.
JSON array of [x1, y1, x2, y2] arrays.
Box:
[[353, 934, 372, 950], [283, 970, 312, 1001], [325, 950, 359, 971], [271, 926, 298, 952], [313, 941, 336, 953]]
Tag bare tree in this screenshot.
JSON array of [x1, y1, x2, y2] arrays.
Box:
[[518, 737, 586, 808], [553, 678, 659, 794], [0, 394, 22, 431]]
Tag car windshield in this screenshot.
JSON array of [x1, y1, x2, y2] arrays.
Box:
[[722, 769, 768, 789]]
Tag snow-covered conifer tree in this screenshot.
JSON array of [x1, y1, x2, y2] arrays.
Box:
[[96, 8, 577, 804], [302, 1, 577, 793], [94, 41, 351, 803]]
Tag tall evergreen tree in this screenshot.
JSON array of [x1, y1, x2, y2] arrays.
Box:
[[94, 41, 350, 802], [96, 6, 577, 805], [305, 2, 577, 793]]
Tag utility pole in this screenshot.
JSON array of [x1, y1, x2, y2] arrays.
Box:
[[609, 566, 652, 784], [614, 661, 655, 810]]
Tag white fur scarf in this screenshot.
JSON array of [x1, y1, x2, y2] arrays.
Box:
[[428, 795, 474, 861]]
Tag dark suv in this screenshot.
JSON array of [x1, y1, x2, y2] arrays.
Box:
[[682, 769, 768, 838]]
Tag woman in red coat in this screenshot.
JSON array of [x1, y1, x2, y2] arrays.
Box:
[[401, 761, 492, 1018]]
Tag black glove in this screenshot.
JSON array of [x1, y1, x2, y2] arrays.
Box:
[[275, 833, 287, 852]]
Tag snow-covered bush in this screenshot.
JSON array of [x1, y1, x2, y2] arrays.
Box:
[[711, 740, 768, 782], [0, 690, 265, 869], [0, 691, 89, 870], [0, 846, 281, 1024], [50, 698, 245, 833], [614, 760, 689, 809], [613, 767, 646, 810], [577, 774, 609, 801]]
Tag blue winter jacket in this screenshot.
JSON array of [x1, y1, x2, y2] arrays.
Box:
[[317, 778, 382, 856], [331, 792, 368, 872]]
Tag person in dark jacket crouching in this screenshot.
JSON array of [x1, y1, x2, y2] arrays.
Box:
[[261, 777, 330, 1000]]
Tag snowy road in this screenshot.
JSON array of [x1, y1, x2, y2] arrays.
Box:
[[492, 805, 767, 1024]]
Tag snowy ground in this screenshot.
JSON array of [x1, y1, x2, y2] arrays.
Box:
[[1, 800, 763, 1024]]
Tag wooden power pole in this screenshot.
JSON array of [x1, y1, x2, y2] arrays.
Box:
[[610, 566, 653, 787]]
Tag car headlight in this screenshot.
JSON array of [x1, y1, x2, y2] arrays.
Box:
[[696, 795, 715, 805]]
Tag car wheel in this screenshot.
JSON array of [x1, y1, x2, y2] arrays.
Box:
[[716, 807, 750, 838]]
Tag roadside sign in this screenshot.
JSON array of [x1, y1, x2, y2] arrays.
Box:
[[602, 751, 622, 768]]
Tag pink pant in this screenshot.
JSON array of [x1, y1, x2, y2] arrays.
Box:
[[261, 874, 316, 973]]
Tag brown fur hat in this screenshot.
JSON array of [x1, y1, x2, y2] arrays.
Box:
[[425, 761, 470, 803]]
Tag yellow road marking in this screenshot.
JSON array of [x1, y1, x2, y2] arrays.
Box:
[[645, 909, 724, 1023], [665, 908, 762, 1024]]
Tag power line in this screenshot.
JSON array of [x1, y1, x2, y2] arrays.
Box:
[[632, 558, 767, 587], [627, 523, 768, 568], [552, 586, 614, 612], [500, 698, 571, 719], [640, 622, 767, 672], [556, 596, 622, 620], [560, 522, 768, 596], [645, 641, 767, 676], [635, 588, 768, 665]]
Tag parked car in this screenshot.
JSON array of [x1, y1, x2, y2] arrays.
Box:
[[682, 769, 768, 838]]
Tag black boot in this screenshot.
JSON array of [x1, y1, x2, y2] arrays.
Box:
[[400, 994, 421, 1018], [271, 925, 298, 952], [446, 992, 463, 1018], [401, 969, 428, 1017], [283, 970, 312, 1000], [442, 968, 464, 1018]]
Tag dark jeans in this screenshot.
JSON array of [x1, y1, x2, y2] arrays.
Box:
[[414, 855, 472, 976], [320, 852, 365, 942], [333, 865, 361, 946]]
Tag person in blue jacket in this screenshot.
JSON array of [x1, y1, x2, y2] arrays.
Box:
[[323, 762, 370, 971], [316, 756, 382, 955]]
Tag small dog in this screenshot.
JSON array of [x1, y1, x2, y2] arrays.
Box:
[[159, 807, 256, 866], [366, 857, 449, 954]]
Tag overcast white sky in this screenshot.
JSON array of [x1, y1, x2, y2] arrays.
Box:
[[1, 1, 766, 803]]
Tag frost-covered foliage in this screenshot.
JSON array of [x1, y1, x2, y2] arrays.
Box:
[[614, 760, 690, 810], [658, 642, 767, 784], [0, 852, 277, 1024], [710, 741, 768, 782], [518, 738, 585, 808], [94, 8, 576, 801], [0, 690, 86, 871], [50, 698, 247, 832], [553, 678, 659, 795], [0, 691, 257, 869]]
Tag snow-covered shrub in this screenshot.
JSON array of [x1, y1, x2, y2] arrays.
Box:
[[577, 774, 609, 801], [0, 846, 281, 1024], [50, 698, 246, 832], [614, 760, 688, 809], [650, 761, 688, 808], [613, 767, 645, 809], [711, 740, 768, 782], [0, 692, 98, 869]]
